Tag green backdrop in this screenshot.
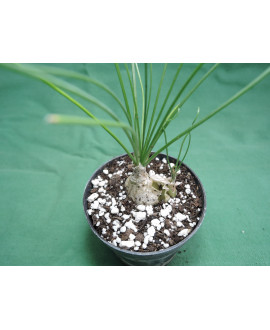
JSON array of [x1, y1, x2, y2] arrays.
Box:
[[0, 63, 269, 266]]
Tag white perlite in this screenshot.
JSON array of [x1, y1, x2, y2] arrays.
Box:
[[174, 213, 186, 221], [87, 193, 99, 202], [129, 234, 136, 241], [91, 200, 99, 209], [146, 205, 153, 215], [160, 205, 172, 217], [120, 226, 127, 233], [110, 206, 119, 214], [113, 220, 120, 226], [112, 220, 120, 232], [164, 229, 170, 236], [178, 229, 190, 237], [91, 178, 100, 187], [151, 219, 160, 227], [153, 218, 163, 230], [149, 170, 155, 176], [144, 235, 151, 245], [137, 205, 146, 211], [120, 241, 135, 248], [125, 220, 138, 232], [112, 225, 118, 232], [147, 226, 156, 237], [98, 180, 106, 187], [99, 210, 105, 217], [133, 211, 146, 222]]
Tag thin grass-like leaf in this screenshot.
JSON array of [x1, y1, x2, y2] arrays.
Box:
[[143, 64, 153, 148], [142, 64, 204, 162], [44, 82, 136, 163], [23, 63, 129, 118], [145, 66, 270, 165], [172, 63, 220, 115], [143, 63, 148, 146], [135, 64, 145, 147], [142, 64, 167, 158], [1, 63, 137, 163], [124, 64, 141, 159], [131, 64, 141, 151], [167, 63, 204, 113], [2, 63, 269, 169], [114, 64, 133, 126], [163, 129, 172, 174], [3, 64, 121, 122], [176, 133, 191, 170], [46, 114, 134, 131], [146, 64, 153, 114], [142, 64, 183, 160], [174, 107, 200, 171], [147, 64, 218, 151]]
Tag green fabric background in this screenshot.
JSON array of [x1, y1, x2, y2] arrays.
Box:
[[0, 63, 269, 266]]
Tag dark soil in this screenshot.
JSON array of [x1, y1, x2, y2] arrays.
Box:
[[86, 155, 204, 252]]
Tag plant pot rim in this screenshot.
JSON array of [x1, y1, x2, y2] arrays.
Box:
[[83, 153, 207, 257]]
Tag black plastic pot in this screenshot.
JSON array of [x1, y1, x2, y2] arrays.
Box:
[[83, 153, 206, 266]]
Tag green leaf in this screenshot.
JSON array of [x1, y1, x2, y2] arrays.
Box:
[[46, 114, 134, 131], [20, 63, 128, 115], [146, 66, 270, 165], [0, 63, 137, 164], [143, 64, 183, 157], [141, 64, 203, 163]]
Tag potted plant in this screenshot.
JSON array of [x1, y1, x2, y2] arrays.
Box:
[[1, 63, 269, 265]]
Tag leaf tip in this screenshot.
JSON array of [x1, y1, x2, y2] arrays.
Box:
[[45, 114, 59, 124]]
